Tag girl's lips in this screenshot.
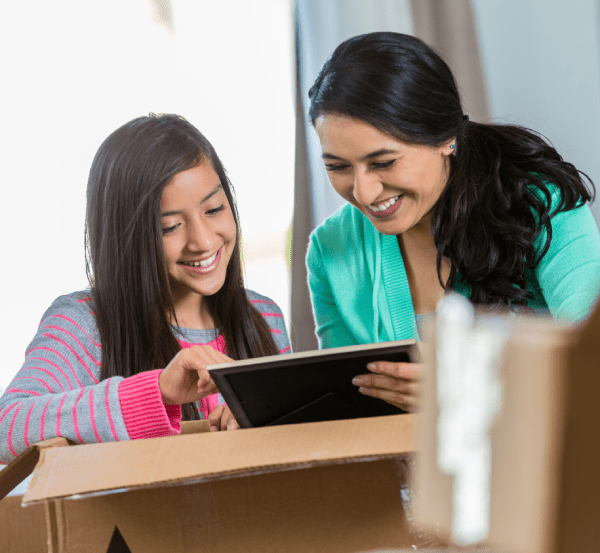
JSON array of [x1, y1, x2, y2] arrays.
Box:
[[364, 196, 402, 218], [180, 248, 222, 275]]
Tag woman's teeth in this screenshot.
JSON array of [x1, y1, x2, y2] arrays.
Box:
[[182, 251, 218, 267], [369, 195, 401, 212]]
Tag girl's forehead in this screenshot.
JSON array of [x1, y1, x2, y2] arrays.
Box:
[[161, 162, 223, 210]]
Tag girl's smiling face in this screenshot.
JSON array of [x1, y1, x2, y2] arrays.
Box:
[[161, 161, 237, 323], [314, 114, 454, 236]]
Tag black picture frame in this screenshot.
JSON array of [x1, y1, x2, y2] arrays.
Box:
[[209, 340, 420, 428]]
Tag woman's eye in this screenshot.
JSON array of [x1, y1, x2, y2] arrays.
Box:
[[162, 224, 179, 235], [207, 204, 225, 215], [325, 164, 350, 172], [371, 160, 396, 170]]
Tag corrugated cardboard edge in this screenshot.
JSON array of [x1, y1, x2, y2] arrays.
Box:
[[23, 414, 416, 505], [0, 437, 69, 501], [0, 422, 207, 503]]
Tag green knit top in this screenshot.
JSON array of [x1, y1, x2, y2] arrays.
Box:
[[307, 188, 600, 347]]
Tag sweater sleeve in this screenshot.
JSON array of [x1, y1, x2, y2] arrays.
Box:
[[246, 290, 292, 354], [0, 293, 181, 464], [306, 232, 360, 349], [534, 197, 600, 322]]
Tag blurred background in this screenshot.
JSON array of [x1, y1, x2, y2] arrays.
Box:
[[1, 0, 600, 391]]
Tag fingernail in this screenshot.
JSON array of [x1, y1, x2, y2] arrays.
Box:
[[367, 363, 377, 371], [358, 386, 370, 396], [352, 377, 363, 386], [210, 425, 218, 432]]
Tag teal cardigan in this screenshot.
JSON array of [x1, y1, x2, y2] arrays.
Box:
[[307, 190, 600, 347]]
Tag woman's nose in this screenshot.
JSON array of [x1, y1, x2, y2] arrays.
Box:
[[352, 169, 382, 206]]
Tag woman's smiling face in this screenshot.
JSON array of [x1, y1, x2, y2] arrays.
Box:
[[314, 114, 454, 236]]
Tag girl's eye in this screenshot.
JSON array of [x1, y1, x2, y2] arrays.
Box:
[[162, 224, 179, 235], [325, 164, 350, 172], [371, 159, 396, 170], [207, 204, 225, 215]]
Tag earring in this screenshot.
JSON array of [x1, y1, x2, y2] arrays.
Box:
[[450, 144, 455, 149]]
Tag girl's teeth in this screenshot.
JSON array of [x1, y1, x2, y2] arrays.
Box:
[[183, 251, 218, 267]]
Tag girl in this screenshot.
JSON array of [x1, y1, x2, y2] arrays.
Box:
[[0, 114, 290, 464], [306, 32, 600, 411]]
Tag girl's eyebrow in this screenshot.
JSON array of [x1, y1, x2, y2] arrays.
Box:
[[161, 184, 223, 217], [322, 148, 398, 161]]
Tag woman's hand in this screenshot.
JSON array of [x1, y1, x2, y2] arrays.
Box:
[[159, 345, 232, 405], [352, 361, 422, 412], [208, 404, 240, 432]]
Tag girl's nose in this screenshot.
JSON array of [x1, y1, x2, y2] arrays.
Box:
[[186, 219, 214, 251]]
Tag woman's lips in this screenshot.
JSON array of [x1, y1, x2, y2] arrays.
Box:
[[364, 196, 402, 218]]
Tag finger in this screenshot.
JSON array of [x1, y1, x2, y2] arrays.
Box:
[[191, 345, 234, 366], [357, 386, 419, 412], [197, 374, 218, 397], [352, 373, 416, 394], [220, 408, 229, 431], [227, 414, 240, 431], [208, 405, 224, 432], [367, 361, 422, 380]]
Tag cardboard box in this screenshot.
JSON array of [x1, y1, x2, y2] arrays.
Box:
[[0, 414, 427, 553], [414, 299, 600, 553]]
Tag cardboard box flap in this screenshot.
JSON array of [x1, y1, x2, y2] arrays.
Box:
[[24, 414, 415, 504], [0, 437, 69, 500]]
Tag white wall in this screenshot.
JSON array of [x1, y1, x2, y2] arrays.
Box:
[[0, 0, 295, 391]]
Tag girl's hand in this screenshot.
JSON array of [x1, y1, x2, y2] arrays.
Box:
[[352, 361, 422, 412], [159, 345, 232, 405], [208, 404, 240, 432]]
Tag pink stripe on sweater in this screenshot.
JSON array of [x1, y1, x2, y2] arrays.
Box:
[[72, 389, 85, 443], [12, 376, 54, 393], [43, 325, 102, 365], [0, 402, 18, 427], [27, 347, 80, 388], [105, 380, 119, 441], [8, 405, 23, 458], [43, 333, 99, 383], [177, 334, 226, 352], [24, 402, 36, 448], [280, 346, 291, 353], [260, 312, 283, 318], [48, 314, 102, 347], [270, 328, 282, 334], [40, 397, 52, 442], [6, 388, 42, 396], [77, 297, 93, 303], [88, 388, 102, 443], [250, 299, 276, 305], [21, 364, 65, 391], [56, 394, 67, 438]]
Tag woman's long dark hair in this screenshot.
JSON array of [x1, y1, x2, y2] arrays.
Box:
[[85, 114, 279, 420], [308, 32, 595, 308]]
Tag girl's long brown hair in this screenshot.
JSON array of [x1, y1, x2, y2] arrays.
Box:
[[85, 114, 279, 420]]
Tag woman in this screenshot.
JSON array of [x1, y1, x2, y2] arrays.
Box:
[[0, 114, 290, 464], [306, 32, 600, 411]]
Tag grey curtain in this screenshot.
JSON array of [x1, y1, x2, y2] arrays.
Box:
[[410, 0, 490, 123]]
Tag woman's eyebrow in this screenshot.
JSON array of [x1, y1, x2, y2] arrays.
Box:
[[161, 183, 223, 217], [322, 149, 398, 161]]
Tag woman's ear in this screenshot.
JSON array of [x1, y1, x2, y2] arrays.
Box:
[[441, 137, 457, 156]]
